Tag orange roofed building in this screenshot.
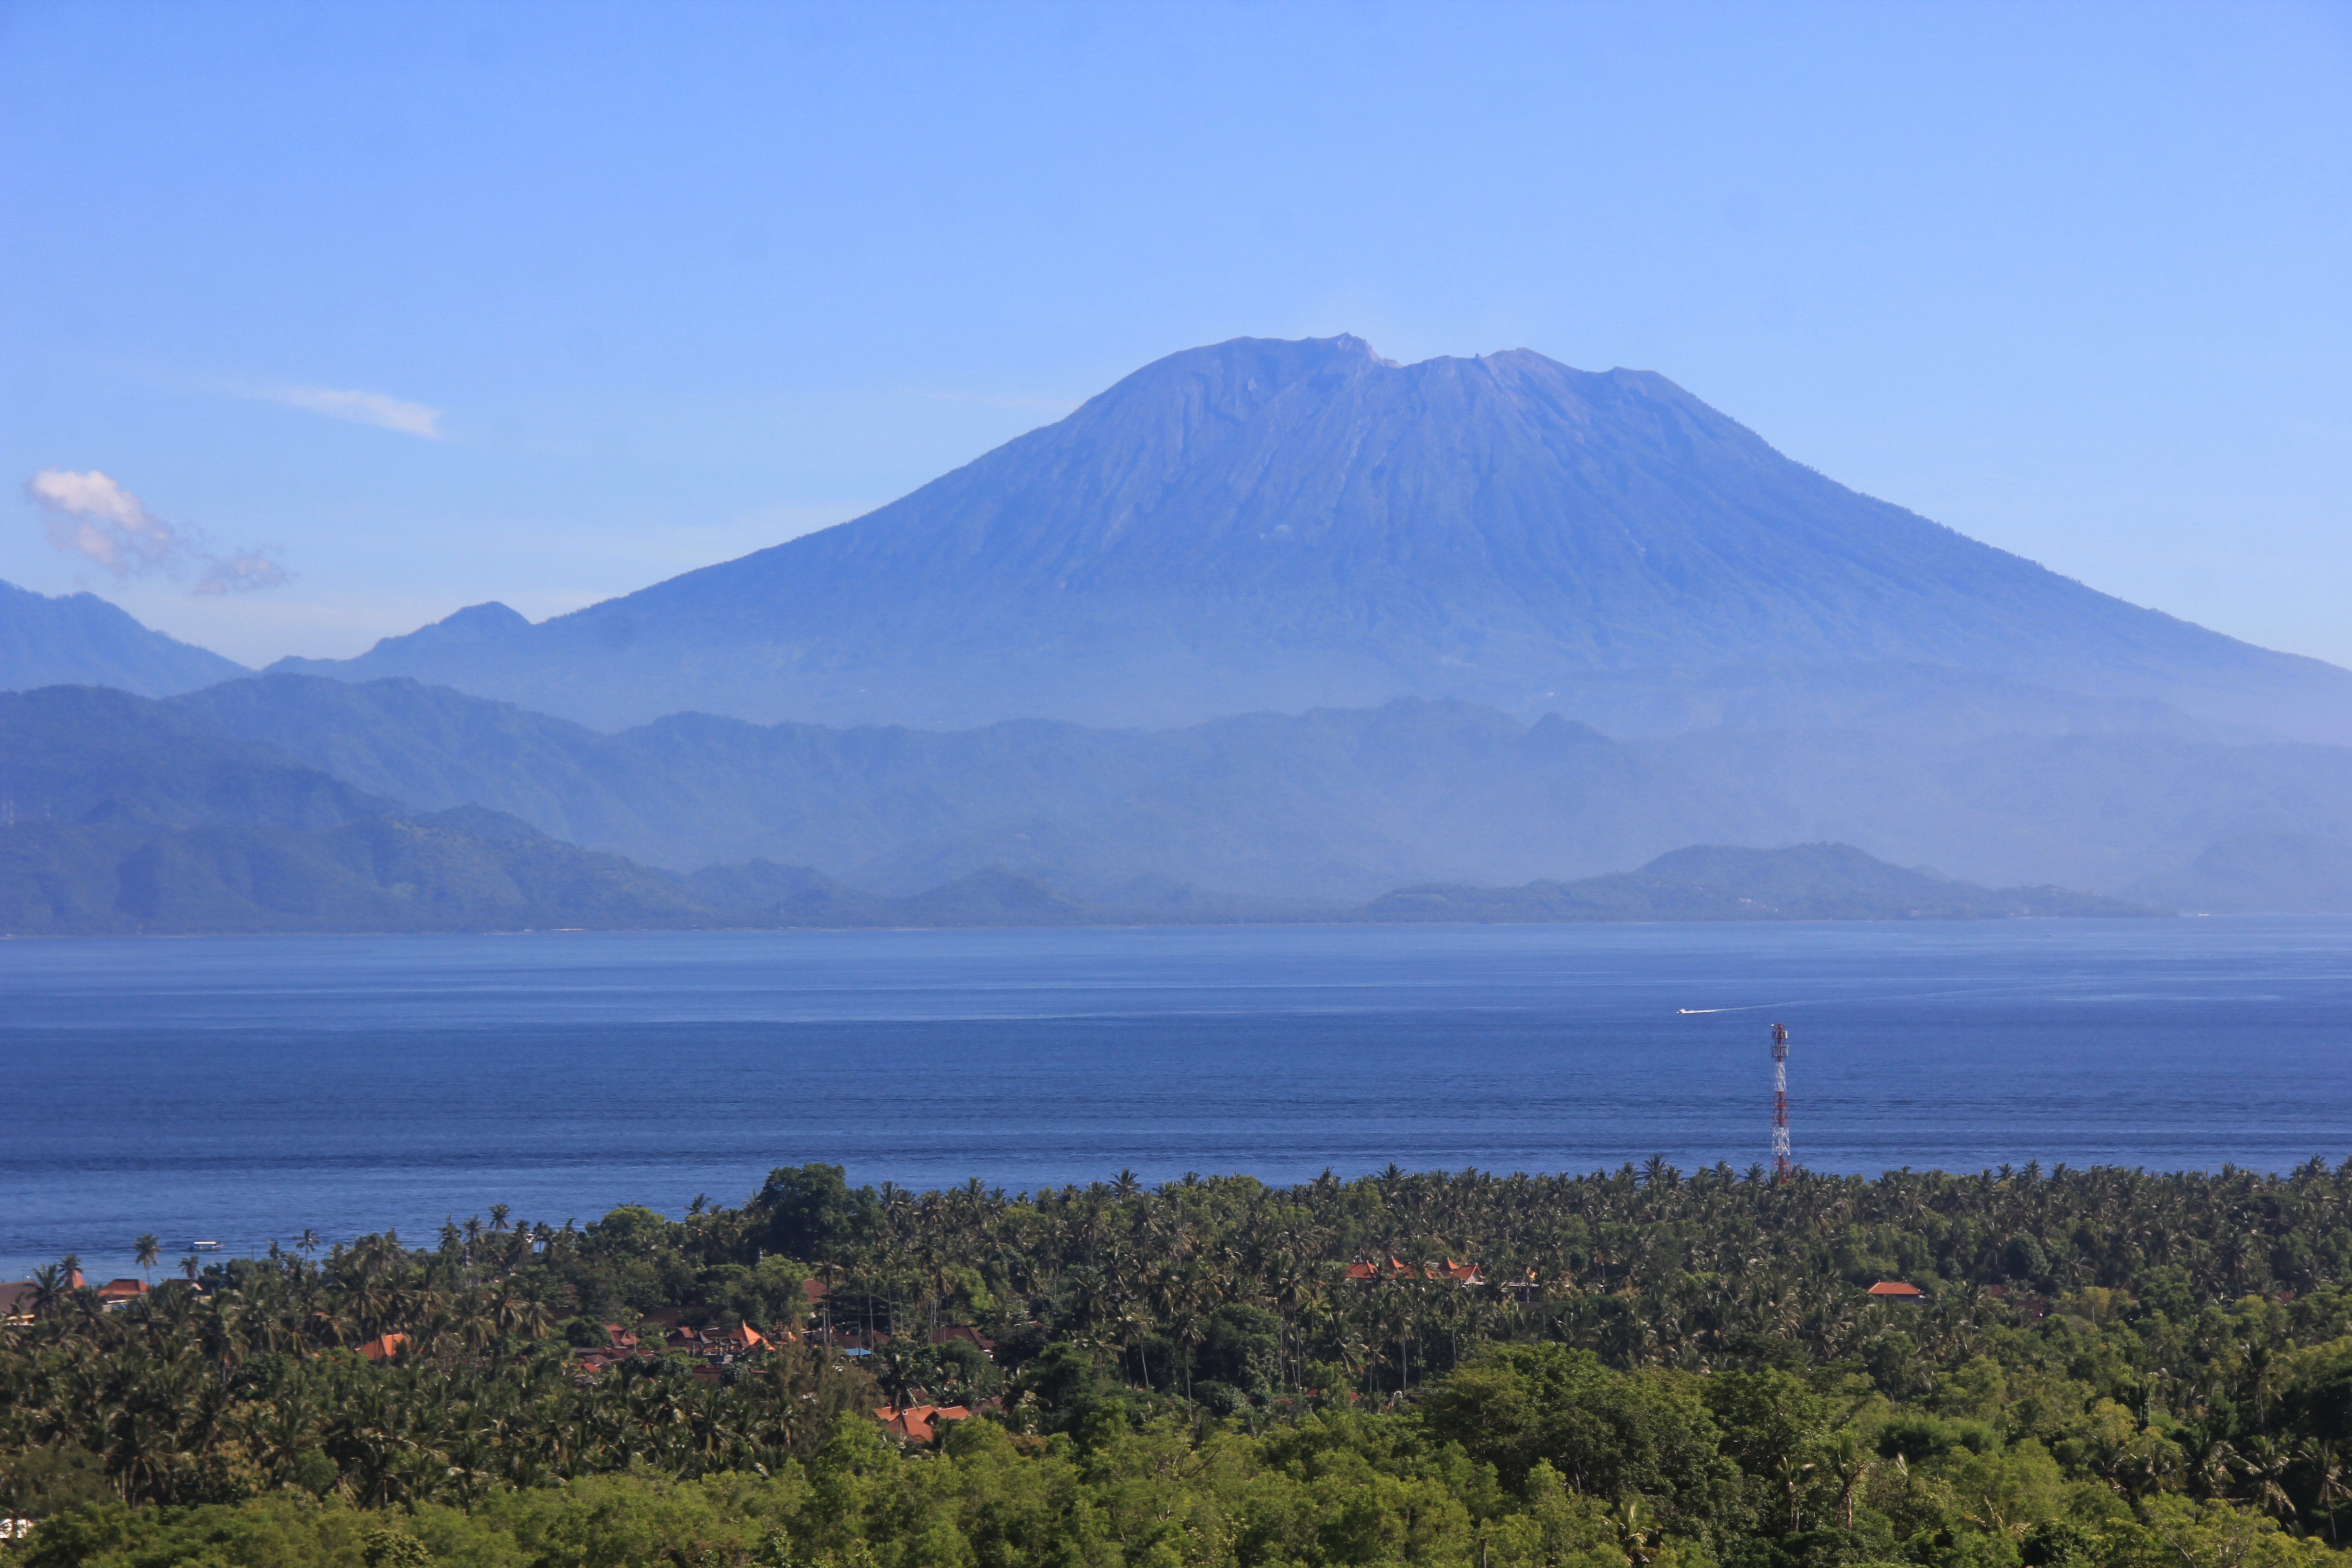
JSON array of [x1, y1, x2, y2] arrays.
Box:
[[1867, 1281, 1925, 1301], [355, 1333, 410, 1362], [1346, 1257, 1485, 1284], [874, 1404, 972, 1443]]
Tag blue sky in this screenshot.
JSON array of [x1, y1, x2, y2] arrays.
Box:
[[3, 0, 2347, 670]]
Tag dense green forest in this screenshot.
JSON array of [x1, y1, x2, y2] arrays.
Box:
[[7, 1158, 2352, 1568]]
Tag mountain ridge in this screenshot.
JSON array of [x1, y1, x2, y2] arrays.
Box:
[[155, 673, 2352, 901], [4, 683, 2316, 932], [0, 578, 249, 697], [264, 336, 2352, 741]]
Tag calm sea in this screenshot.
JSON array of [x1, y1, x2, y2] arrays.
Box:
[[4, 917, 2349, 1280]]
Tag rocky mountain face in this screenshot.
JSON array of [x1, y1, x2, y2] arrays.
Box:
[[0, 578, 248, 696], [268, 336, 2352, 741]]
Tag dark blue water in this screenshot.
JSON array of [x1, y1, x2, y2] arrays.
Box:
[[5, 917, 2349, 1281]]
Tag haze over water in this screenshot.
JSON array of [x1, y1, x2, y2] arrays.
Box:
[[5, 916, 2348, 1280]]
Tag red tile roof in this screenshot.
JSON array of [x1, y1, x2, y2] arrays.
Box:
[[1346, 1257, 1486, 1284], [355, 1333, 409, 1362], [873, 1403, 974, 1443], [1867, 1281, 1925, 1297]]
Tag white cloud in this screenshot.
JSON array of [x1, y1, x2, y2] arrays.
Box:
[[262, 386, 446, 439], [25, 469, 289, 594], [29, 469, 184, 576], [196, 550, 291, 595]]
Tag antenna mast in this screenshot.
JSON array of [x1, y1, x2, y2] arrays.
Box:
[[1770, 1022, 1792, 1184]]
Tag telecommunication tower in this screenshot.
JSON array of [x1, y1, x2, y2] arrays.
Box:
[[1769, 1022, 1792, 1184]]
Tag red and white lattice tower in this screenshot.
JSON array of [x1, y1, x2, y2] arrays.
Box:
[[1770, 1022, 1792, 1184]]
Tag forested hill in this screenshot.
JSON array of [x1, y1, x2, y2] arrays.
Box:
[[0, 685, 713, 934], [265, 336, 2352, 742], [7, 1158, 2352, 1567]]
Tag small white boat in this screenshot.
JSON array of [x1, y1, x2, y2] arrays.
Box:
[[191, 1240, 221, 1250]]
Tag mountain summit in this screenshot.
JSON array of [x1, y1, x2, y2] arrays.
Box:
[[273, 336, 2352, 738], [1, 578, 249, 696]]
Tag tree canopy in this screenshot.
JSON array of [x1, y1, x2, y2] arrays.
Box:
[[7, 1155, 2352, 1567]]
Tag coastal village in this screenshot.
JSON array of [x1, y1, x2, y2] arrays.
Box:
[[2, 1258, 1933, 1448]]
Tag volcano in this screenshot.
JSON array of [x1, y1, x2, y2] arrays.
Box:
[[272, 335, 2352, 740]]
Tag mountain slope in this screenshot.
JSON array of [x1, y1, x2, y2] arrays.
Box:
[[0, 688, 711, 934], [162, 674, 2352, 901], [0, 685, 1308, 933], [0, 813, 721, 936], [269, 336, 2352, 740], [1, 685, 396, 831], [2121, 833, 2352, 913], [1, 578, 247, 696], [0, 682, 2175, 932]]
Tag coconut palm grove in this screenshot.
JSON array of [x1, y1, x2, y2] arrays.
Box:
[[5, 1158, 2352, 1567]]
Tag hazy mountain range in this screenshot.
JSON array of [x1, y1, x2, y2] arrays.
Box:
[[5, 334, 2349, 922], [150, 671, 2352, 902], [0, 685, 2158, 934], [1, 670, 2344, 922]]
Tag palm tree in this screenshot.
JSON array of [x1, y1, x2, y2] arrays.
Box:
[[1769, 1450, 1817, 1532], [2240, 1436, 2299, 1524], [2303, 1441, 2348, 1544], [1822, 1432, 1876, 1528], [27, 1261, 72, 1320], [2189, 1436, 2243, 1500], [133, 1234, 160, 1286], [1607, 1495, 1662, 1565]]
